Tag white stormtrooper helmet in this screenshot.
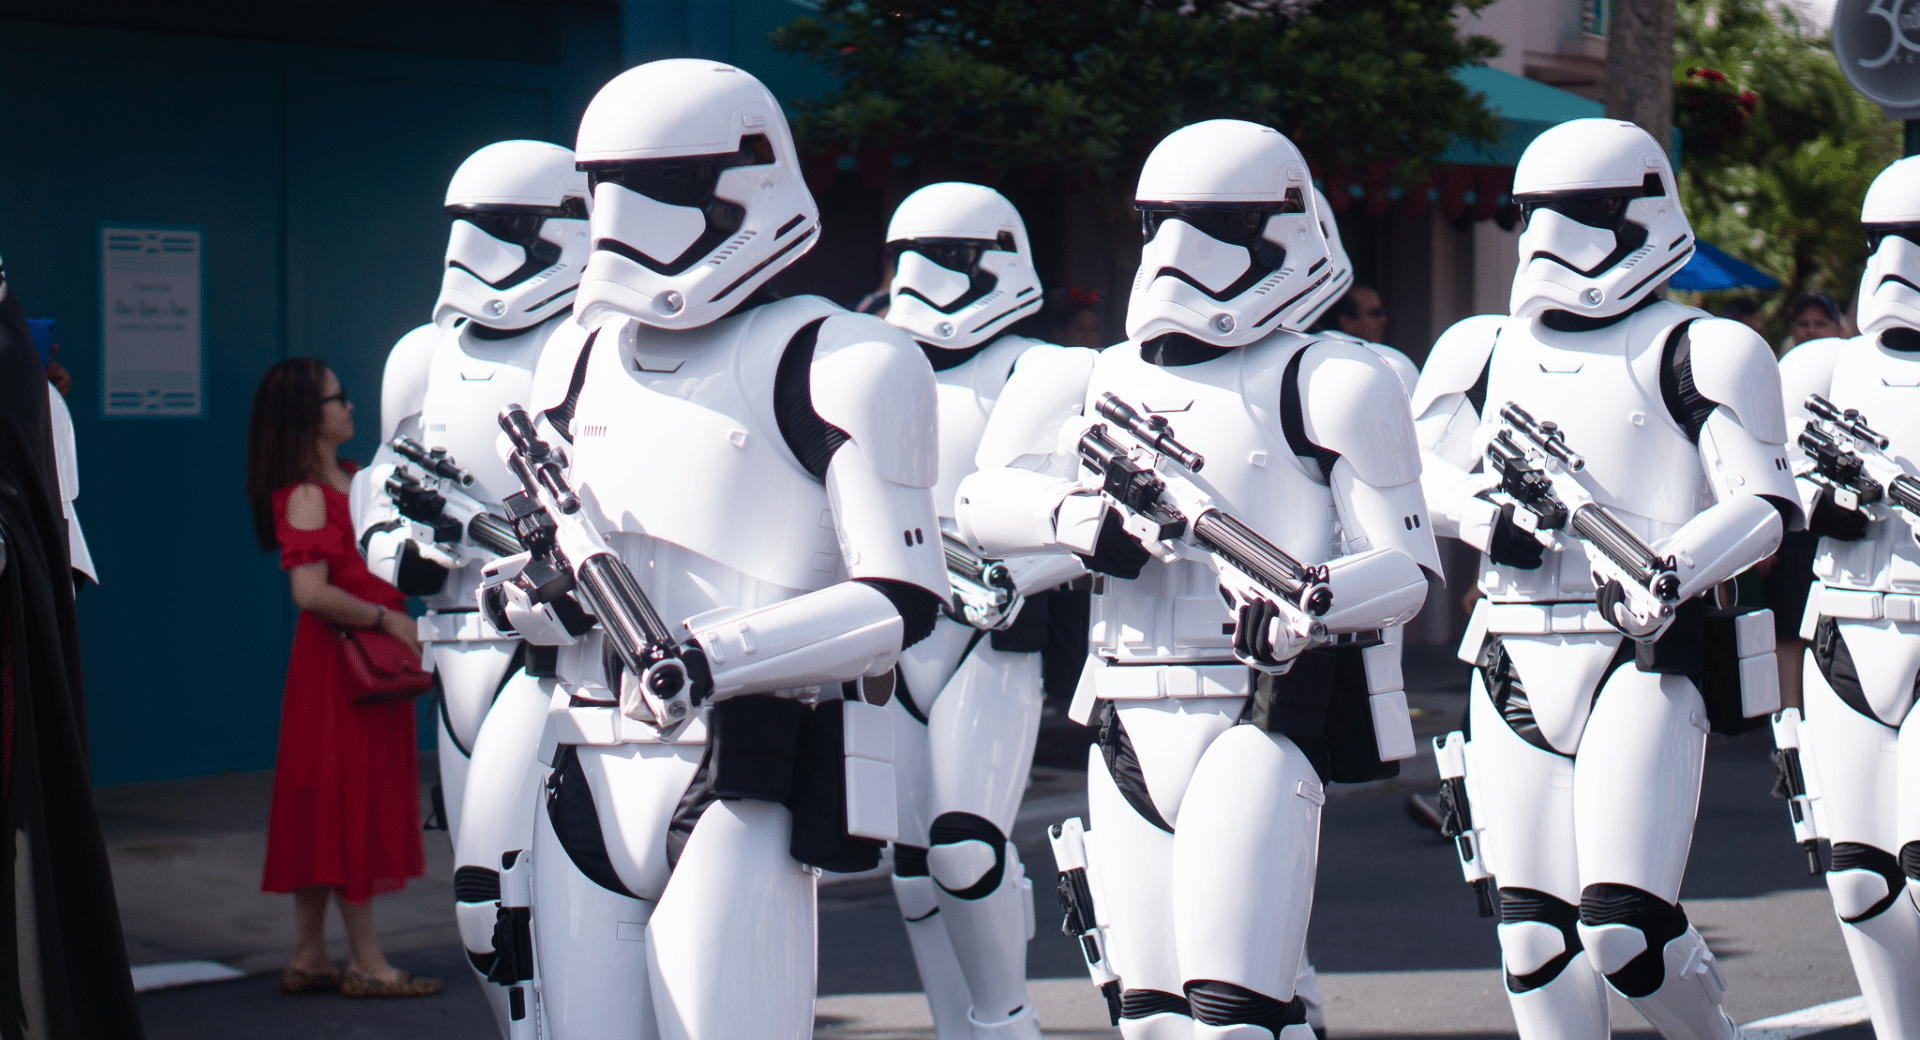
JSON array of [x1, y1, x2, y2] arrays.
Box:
[[885, 182, 1042, 351], [1126, 120, 1339, 346], [574, 59, 820, 331], [1509, 118, 1692, 321], [434, 140, 591, 331], [1857, 156, 1920, 343], [1307, 186, 1356, 329]]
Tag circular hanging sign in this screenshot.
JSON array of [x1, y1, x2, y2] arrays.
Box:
[[1833, 0, 1920, 117]]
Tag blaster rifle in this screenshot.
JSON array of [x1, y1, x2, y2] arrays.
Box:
[[1048, 819, 1122, 1026], [1432, 733, 1495, 917], [1485, 402, 1680, 633], [496, 406, 694, 721], [1769, 709, 1823, 875], [385, 437, 522, 559], [1078, 393, 1333, 630], [941, 534, 1022, 629], [1798, 394, 1920, 523]]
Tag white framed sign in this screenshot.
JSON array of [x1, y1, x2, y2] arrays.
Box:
[[100, 224, 203, 417]]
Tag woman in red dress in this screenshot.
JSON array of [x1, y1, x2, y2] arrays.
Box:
[[245, 358, 440, 998]]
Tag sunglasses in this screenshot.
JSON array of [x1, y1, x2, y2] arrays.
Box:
[[1137, 189, 1307, 244]]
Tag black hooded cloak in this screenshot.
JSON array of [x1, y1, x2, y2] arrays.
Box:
[[0, 260, 144, 1038]]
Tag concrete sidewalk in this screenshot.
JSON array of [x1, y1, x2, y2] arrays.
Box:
[[98, 756, 461, 978]]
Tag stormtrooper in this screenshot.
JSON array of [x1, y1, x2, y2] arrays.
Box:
[[349, 138, 590, 1035], [1411, 118, 1798, 1040], [482, 59, 947, 1040], [880, 181, 1093, 1040], [1773, 155, 1920, 1039], [956, 119, 1440, 1040]]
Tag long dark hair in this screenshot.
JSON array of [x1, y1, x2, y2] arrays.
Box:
[[246, 357, 328, 551]]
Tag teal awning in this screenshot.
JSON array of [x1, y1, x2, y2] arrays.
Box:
[[1439, 66, 1604, 167]]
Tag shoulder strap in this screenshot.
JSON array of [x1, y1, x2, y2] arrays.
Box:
[[1465, 346, 1493, 416], [773, 317, 846, 481], [1657, 318, 1714, 443], [1281, 345, 1341, 483], [542, 328, 598, 442]]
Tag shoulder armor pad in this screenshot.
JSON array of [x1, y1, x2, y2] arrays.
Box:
[[379, 323, 441, 445], [1299, 342, 1422, 487], [975, 342, 1098, 468], [1777, 335, 1846, 424], [1409, 314, 1504, 416], [1363, 341, 1419, 400], [1683, 317, 1788, 443], [811, 312, 939, 488]]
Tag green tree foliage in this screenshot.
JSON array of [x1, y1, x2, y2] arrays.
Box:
[[773, 0, 1501, 320], [1674, 0, 1899, 344]]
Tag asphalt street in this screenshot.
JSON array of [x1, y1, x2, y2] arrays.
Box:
[[131, 703, 1876, 1039]]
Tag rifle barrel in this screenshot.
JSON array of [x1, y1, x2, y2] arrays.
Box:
[[1191, 510, 1331, 616], [392, 436, 476, 486], [1500, 402, 1585, 472], [468, 513, 524, 558]]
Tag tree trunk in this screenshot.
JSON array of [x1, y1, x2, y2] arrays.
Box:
[[1603, 0, 1675, 153]]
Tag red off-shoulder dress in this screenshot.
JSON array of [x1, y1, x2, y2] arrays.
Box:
[[260, 474, 424, 903]]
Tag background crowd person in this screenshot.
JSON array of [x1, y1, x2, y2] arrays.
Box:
[[1788, 292, 1849, 346], [245, 358, 440, 1000], [0, 258, 145, 1037], [1720, 296, 1767, 336], [1047, 286, 1106, 348], [1323, 282, 1390, 344]]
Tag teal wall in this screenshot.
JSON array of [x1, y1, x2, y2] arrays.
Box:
[[0, 1, 833, 785]]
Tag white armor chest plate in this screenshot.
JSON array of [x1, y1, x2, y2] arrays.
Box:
[[568, 297, 845, 598], [1816, 337, 1920, 592], [1086, 335, 1336, 664], [1480, 304, 1708, 603], [930, 335, 1032, 518], [415, 321, 547, 613], [419, 321, 548, 507]]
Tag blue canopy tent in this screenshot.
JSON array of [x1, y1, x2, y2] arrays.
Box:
[[1669, 240, 1780, 292]]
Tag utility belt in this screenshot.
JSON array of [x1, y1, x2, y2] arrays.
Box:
[[1461, 598, 1778, 735], [538, 682, 897, 875], [1071, 630, 1412, 785], [1466, 600, 1618, 639], [1798, 586, 1920, 638], [416, 607, 514, 644]]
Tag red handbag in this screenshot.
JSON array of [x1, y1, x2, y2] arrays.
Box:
[[332, 625, 433, 705]]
